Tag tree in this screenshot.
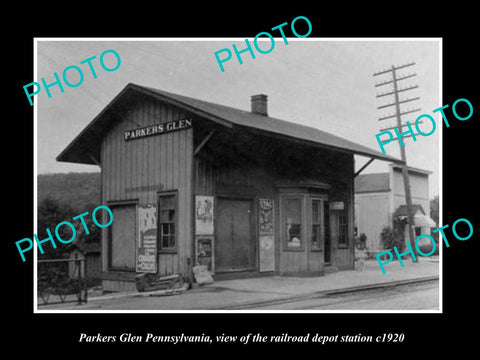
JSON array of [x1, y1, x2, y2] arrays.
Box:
[[430, 195, 439, 242], [37, 197, 76, 259], [430, 195, 439, 225]]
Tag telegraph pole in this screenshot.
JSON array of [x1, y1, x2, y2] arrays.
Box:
[[374, 62, 420, 256]]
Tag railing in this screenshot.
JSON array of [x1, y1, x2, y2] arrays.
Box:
[[37, 258, 88, 305]]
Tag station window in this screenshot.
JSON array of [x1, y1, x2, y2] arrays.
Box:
[[311, 199, 324, 250], [338, 211, 348, 245], [284, 197, 303, 249], [158, 192, 177, 252]]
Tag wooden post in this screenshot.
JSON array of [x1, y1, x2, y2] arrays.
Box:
[[391, 66, 416, 257], [374, 62, 420, 259]]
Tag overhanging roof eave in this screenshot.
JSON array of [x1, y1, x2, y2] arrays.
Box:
[[244, 124, 404, 165], [354, 151, 404, 165]]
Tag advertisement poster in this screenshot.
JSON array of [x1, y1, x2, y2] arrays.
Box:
[[195, 236, 214, 273], [195, 195, 214, 235], [259, 198, 275, 272], [136, 204, 158, 273]]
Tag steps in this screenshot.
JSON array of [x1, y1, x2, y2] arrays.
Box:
[[324, 265, 338, 274]]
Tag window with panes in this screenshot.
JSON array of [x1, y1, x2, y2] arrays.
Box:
[[311, 198, 324, 250], [158, 192, 177, 252]]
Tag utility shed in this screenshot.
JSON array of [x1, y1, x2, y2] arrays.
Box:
[[57, 83, 402, 292], [66, 241, 102, 279]]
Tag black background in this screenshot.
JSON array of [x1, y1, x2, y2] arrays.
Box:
[[6, 5, 477, 355]]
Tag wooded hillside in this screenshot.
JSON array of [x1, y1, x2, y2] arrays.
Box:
[[37, 172, 101, 212]]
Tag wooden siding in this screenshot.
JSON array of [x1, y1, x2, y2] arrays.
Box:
[[195, 155, 275, 196], [332, 153, 355, 270], [101, 97, 193, 277]]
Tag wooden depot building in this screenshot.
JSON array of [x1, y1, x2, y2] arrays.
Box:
[[57, 83, 402, 292]]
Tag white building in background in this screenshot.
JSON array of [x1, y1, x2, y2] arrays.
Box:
[[354, 164, 436, 251]]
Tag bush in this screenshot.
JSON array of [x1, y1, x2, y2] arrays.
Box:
[[37, 197, 76, 259], [355, 233, 367, 250], [359, 233, 367, 243], [380, 217, 406, 251], [416, 237, 439, 256]]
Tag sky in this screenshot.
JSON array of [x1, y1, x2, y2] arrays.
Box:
[[36, 38, 440, 198]]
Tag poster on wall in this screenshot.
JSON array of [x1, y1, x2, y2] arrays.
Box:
[[259, 198, 275, 272], [195, 235, 214, 274], [136, 204, 158, 273], [195, 195, 214, 235]]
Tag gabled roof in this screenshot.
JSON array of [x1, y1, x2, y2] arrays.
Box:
[[57, 83, 404, 165], [394, 204, 426, 217], [355, 173, 390, 193]]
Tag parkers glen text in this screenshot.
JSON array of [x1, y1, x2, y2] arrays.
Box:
[[124, 118, 192, 141]]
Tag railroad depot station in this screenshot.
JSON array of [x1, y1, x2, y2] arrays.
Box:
[[57, 83, 402, 292]]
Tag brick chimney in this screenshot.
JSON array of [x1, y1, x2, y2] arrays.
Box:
[[251, 94, 268, 116]]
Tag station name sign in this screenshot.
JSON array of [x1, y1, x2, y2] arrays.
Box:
[[124, 118, 192, 141]]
